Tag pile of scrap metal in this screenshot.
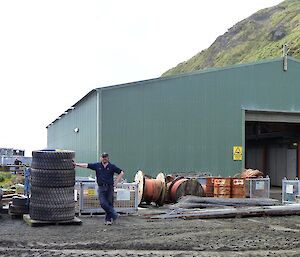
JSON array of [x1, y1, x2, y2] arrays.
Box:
[[148, 196, 300, 220], [0, 189, 18, 209], [134, 169, 266, 206], [1, 187, 29, 217], [140, 169, 300, 219], [134, 170, 204, 206], [8, 195, 29, 217], [172, 195, 278, 208]]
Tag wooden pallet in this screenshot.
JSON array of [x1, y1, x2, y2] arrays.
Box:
[[23, 214, 82, 227]]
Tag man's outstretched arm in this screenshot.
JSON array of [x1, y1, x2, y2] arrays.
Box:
[[75, 163, 88, 168]]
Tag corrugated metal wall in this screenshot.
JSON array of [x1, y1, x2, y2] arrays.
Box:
[[100, 58, 300, 180], [47, 57, 300, 181], [47, 91, 98, 177]]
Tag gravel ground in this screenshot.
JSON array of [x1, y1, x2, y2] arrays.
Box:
[[0, 208, 299, 257]]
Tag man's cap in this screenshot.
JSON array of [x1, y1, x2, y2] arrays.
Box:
[[101, 152, 109, 157]]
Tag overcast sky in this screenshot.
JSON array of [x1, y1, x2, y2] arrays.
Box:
[[0, 0, 282, 156]]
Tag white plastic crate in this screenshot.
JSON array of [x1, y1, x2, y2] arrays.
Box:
[[245, 177, 270, 198], [282, 178, 300, 204], [76, 182, 138, 215]]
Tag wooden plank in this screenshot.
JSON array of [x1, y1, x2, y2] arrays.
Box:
[[23, 214, 82, 227]]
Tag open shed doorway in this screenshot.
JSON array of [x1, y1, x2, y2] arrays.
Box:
[[245, 111, 300, 186]]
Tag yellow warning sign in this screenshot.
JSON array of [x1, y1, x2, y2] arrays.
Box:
[[233, 146, 243, 161], [84, 189, 96, 196]]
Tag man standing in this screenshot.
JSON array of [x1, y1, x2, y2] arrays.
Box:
[[14, 158, 22, 174], [75, 153, 124, 225]]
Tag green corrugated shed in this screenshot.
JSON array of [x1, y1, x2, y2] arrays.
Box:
[[47, 57, 300, 180]]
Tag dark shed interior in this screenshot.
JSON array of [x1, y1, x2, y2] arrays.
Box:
[[246, 121, 300, 186]]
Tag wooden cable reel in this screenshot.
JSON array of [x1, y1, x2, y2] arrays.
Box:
[[169, 177, 204, 203], [134, 170, 166, 206], [135, 171, 204, 205]]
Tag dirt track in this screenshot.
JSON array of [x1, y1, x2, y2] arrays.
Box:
[[0, 208, 299, 257]]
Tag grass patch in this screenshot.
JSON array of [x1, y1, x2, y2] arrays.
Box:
[[0, 172, 17, 189], [162, 0, 300, 76]]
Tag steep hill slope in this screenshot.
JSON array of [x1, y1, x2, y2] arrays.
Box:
[[162, 0, 300, 76]]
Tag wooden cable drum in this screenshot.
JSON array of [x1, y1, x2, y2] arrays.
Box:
[[165, 181, 173, 203], [143, 178, 162, 204], [169, 178, 204, 203], [134, 170, 165, 205], [231, 178, 246, 198], [156, 173, 167, 206], [166, 176, 184, 203], [134, 170, 145, 205], [214, 178, 231, 198]]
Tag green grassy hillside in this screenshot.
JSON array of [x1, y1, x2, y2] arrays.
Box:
[[162, 0, 300, 76]]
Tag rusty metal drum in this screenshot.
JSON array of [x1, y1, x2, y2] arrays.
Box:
[[205, 177, 215, 197], [231, 178, 246, 198], [214, 178, 231, 198]]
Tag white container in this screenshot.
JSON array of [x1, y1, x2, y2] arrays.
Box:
[[282, 178, 300, 204], [245, 177, 270, 198]]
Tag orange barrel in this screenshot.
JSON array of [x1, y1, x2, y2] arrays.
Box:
[[231, 178, 246, 198], [206, 177, 215, 197], [143, 178, 163, 203], [205, 177, 215, 197], [214, 178, 231, 198]]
